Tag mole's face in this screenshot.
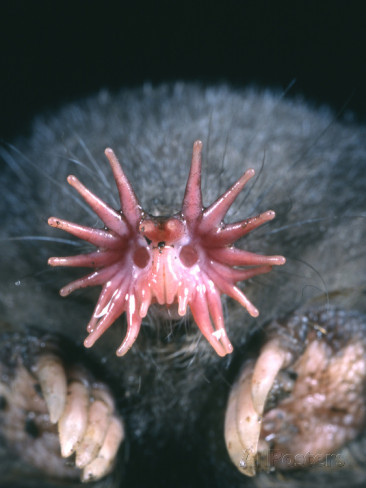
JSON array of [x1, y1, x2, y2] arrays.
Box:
[[0, 84, 365, 488], [48, 142, 285, 357]]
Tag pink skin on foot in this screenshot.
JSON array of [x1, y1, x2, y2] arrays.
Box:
[[48, 141, 285, 357]]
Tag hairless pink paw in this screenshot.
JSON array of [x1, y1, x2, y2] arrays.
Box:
[[48, 141, 285, 357]]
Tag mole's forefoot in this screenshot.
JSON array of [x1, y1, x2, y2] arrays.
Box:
[[225, 307, 366, 476], [0, 333, 124, 483]]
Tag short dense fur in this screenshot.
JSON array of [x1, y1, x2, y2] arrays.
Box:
[[0, 84, 365, 487]]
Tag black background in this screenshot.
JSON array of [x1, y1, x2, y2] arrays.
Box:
[[2, 0, 366, 139]]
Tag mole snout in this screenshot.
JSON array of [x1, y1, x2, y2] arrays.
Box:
[[48, 142, 285, 357]]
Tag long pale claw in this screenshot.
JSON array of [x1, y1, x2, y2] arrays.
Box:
[[251, 341, 288, 415], [34, 354, 67, 424], [82, 416, 125, 482], [58, 380, 89, 458], [75, 388, 113, 469], [225, 363, 261, 477], [225, 344, 290, 476]]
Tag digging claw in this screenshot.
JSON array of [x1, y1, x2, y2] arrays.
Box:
[[33, 353, 67, 424], [225, 307, 366, 476], [32, 350, 125, 482]]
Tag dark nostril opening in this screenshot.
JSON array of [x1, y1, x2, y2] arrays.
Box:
[[25, 417, 40, 438], [0, 396, 7, 410], [180, 245, 199, 267], [133, 247, 150, 268]]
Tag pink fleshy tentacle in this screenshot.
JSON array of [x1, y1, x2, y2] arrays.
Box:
[[84, 280, 130, 348], [48, 249, 122, 268], [207, 260, 273, 284], [147, 249, 180, 306], [48, 217, 121, 249], [116, 293, 143, 356], [200, 168, 255, 232], [66, 175, 129, 236], [189, 283, 227, 357], [131, 272, 153, 318], [104, 148, 142, 228], [177, 281, 193, 317], [57, 262, 120, 296], [203, 274, 233, 355], [203, 211, 276, 246], [138, 287, 152, 318], [182, 140, 203, 223], [86, 273, 128, 332], [207, 247, 286, 267], [206, 265, 260, 317]]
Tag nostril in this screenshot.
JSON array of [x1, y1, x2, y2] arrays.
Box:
[[180, 245, 199, 267], [133, 247, 150, 268]]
